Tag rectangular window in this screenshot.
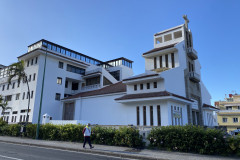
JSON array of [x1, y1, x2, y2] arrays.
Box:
[[140, 84, 143, 90], [26, 92, 29, 99], [67, 64, 85, 75], [35, 57, 38, 64], [157, 105, 161, 126], [14, 116, 17, 122], [65, 80, 68, 88], [191, 64, 194, 72], [143, 106, 146, 126], [59, 62, 64, 69], [12, 82, 15, 89], [11, 116, 14, 122], [31, 91, 34, 99], [27, 61, 30, 67], [72, 82, 79, 90], [16, 93, 20, 100], [238, 106, 240, 110], [154, 57, 157, 69], [55, 93, 61, 101], [22, 92, 25, 100], [136, 106, 140, 126], [154, 82, 157, 88], [7, 84, 9, 90], [29, 75, 31, 82], [222, 118, 227, 123], [233, 118, 238, 123], [165, 55, 168, 68], [171, 53, 175, 68], [134, 85, 137, 91], [226, 106, 232, 110], [147, 83, 150, 89], [159, 56, 162, 68], [189, 62, 191, 72], [57, 77, 62, 85], [20, 115, 22, 122], [5, 95, 12, 101], [2, 85, 5, 91], [17, 82, 20, 87], [33, 73, 36, 81], [31, 59, 34, 65], [150, 106, 153, 126], [12, 111, 18, 114]]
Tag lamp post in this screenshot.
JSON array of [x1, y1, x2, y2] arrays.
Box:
[[36, 42, 48, 139]]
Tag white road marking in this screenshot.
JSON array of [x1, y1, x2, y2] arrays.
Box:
[[0, 142, 138, 160], [0, 155, 24, 160]]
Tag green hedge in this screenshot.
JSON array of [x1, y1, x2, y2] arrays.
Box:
[[0, 121, 144, 148], [148, 125, 240, 156]]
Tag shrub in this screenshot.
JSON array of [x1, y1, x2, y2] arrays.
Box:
[[148, 125, 228, 155], [227, 135, 240, 156]]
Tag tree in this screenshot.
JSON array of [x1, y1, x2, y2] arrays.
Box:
[[0, 95, 11, 120], [8, 60, 30, 123]]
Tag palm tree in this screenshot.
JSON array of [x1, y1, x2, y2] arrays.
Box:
[[0, 95, 11, 120], [8, 60, 30, 123]]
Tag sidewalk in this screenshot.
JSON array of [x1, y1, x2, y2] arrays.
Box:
[[0, 136, 237, 160]]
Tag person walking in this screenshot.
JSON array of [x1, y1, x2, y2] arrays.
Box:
[[82, 123, 94, 149]]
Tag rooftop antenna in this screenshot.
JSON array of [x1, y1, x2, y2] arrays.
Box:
[[183, 15, 189, 29]]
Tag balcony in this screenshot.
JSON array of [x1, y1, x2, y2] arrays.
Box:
[[84, 68, 102, 78], [186, 47, 198, 60], [81, 84, 101, 92], [189, 72, 200, 83]]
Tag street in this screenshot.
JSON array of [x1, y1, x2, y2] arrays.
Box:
[[0, 142, 135, 160]]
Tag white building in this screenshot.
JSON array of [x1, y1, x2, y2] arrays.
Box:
[[0, 16, 218, 126]]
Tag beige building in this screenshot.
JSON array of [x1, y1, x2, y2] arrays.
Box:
[[215, 94, 240, 133]]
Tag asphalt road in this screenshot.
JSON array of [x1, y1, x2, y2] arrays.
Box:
[[0, 142, 135, 160]]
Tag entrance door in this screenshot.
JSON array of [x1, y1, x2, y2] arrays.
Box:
[[63, 102, 75, 120]]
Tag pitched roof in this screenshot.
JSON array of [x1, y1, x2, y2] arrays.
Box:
[[63, 82, 126, 100], [203, 103, 219, 110], [123, 72, 159, 81], [142, 43, 176, 55], [115, 91, 193, 102]]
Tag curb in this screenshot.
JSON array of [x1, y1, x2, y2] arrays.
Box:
[[0, 139, 167, 160]]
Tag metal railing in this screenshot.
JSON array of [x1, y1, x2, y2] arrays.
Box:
[[81, 84, 101, 91], [189, 71, 200, 82], [85, 68, 102, 75]]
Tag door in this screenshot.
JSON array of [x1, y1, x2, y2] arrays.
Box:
[[63, 102, 75, 120]]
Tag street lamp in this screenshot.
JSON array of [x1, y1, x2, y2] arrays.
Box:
[[36, 42, 48, 139]]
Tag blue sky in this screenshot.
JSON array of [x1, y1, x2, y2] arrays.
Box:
[[0, 0, 239, 104]]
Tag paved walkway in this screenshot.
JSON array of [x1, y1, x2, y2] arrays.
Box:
[[0, 136, 237, 160]]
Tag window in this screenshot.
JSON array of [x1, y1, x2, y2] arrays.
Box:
[[165, 54, 168, 68], [134, 85, 137, 91], [222, 118, 227, 123], [154, 57, 157, 69], [109, 70, 120, 81], [86, 77, 100, 86], [12, 111, 18, 114], [171, 53, 175, 68], [191, 64, 194, 72], [233, 118, 238, 123], [143, 106, 146, 126], [72, 82, 79, 90], [226, 106, 232, 110], [12, 82, 15, 89], [5, 95, 12, 101], [67, 64, 85, 75], [65, 80, 68, 88], [154, 82, 157, 88], [2, 85, 5, 91], [22, 92, 25, 100], [11, 116, 14, 122], [140, 84, 143, 90], [59, 62, 64, 69], [33, 73, 36, 81], [136, 106, 140, 126], [159, 56, 162, 68], [19, 115, 22, 122], [55, 93, 61, 101], [157, 105, 161, 126], [31, 59, 34, 65], [27, 61, 30, 67], [147, 83, 150, 89], [57, 77, 62, 85], [150, 106, 153, 126], [31, 91, 34, 99], [238, 106, 240, 110], [26, 92, 29, 99], [17, 82, 20, 87], [16, 93, 20, 100], [7, 84, 9, 90], [174, 31, 182, 39], [189, 62, 191, 72], [35, 57, 38, 64], [29, 75, 31, 82]]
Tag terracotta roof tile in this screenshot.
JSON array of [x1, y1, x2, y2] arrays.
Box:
[[203, 103, 219, 110], [115, 91, 193, 102], [63, 82, 126, 100]]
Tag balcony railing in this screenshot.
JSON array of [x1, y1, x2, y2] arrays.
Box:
[[189, 71, 200, 83], [186, 47, 198, 60], [85, 68, 102, 76], [81, 84, 101, 91]]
